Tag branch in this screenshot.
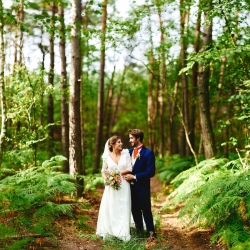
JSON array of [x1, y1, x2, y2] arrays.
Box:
[[129, 54, 198, 164]]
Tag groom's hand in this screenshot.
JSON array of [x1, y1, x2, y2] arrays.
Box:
[[125, 174, 135, 181]]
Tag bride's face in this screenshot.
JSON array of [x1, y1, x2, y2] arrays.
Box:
[[113, 139, 123, 152]]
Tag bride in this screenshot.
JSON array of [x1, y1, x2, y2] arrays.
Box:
[[96, 135, 132, 241]]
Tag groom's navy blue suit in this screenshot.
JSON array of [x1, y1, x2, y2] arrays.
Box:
[[129, 146, 155, 234]]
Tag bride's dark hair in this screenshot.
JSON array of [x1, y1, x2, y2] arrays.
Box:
[[108, 135, 120, 152]]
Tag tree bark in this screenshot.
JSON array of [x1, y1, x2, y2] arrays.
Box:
[[180, 0, 191, 157], [148, 54, 155, 152], [47, 2, 55, 155], [12, 0, 24, 72], [191, 0, 201, 153], [94, 0, 108, 173], [81, 2, 90, 175], [197, 1, 216, 159], [0, 0, 6, 165], [109, 63, 128, 136], [147, 6, 156, 152], [59, 1, 69, 173], [156, 0, 166, 158], [69, 0, 83, 197], [104, 64, 116, 138]]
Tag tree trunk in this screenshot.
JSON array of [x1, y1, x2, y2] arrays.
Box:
[[58, 2, 69, 173], [0, 0, 6, 165], [47, 2, 55, 155], [191, 0, 201, 153], [155, 6, 174, 155], [148, 54, 155, 151], [69, 0, 83, 197], [156, 0, 166, 158], [94, 0, 108, 173], [81, 2, 90, 175], [180, 0, 191, 157], [147, 6, 156, 152], [104, 64, 116, 138], [197, 1, 216, 159], [109, 63, 128, 136], [12, 0, 24, 72]]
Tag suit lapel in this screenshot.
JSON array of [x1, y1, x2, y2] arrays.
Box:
[[133, 146, 146, 170]]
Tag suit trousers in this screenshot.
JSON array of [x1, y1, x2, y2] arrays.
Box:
[[131, 185, 155, 233]]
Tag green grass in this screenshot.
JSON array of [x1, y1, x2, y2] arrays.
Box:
[[79, 228, 169, 250]]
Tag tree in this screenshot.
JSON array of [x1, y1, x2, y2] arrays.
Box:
[[190, 0, 201, 153], [47, 1, 56, 155], [179, 0, 191, 157], [0, 0, 6, 165], [69, 0, 83, 197], [156, 0, 166, 158], [197, 0, 216, 158], [94, 0, 108, 173], [147, 5, 156, 152], [58, 0, 69, 173], [12, 0, 24, 72]]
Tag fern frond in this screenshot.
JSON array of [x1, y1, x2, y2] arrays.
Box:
[[0, 224, 16, 239], [34, 202, 73, 218], [156, 155, 194, 185], [163, 153, 250, 249]]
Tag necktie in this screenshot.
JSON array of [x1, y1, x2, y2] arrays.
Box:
[[133, 145, 143, 158]]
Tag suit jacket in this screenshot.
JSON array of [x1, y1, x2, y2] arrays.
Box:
[[129, 146, 155, 195]]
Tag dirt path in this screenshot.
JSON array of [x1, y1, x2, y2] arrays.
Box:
[[30, 176, 227, 249], [150, 177, 226, 250]]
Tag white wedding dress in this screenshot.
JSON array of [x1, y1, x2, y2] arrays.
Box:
[[96, 149, 132, 241]]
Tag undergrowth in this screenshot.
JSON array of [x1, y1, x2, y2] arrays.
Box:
[[163, 155, 250, 249], [0, 155, 77, 250], [156, 155, 195, 185], [79, 230, 169, 250]]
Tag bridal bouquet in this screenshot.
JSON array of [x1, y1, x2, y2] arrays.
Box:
[[104, 169, 121, 190]]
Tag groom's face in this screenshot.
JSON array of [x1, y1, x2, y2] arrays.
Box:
[[129, 134, 140, 147]]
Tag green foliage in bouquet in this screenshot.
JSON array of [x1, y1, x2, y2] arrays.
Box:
[[0, 155, 76, 249], [156, 155, 195, 185], [164, 156, 250, 249]]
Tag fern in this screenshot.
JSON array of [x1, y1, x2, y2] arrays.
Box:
[[165, 158, 230, 207], [0, 155, 77, 249], [2, 238, 32, 250], [156, 155, 194, 185], [164, 156, 250, 249], [83, 173, 104, 191]]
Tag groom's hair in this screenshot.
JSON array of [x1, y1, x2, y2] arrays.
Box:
[[129, 129, 144, 142]]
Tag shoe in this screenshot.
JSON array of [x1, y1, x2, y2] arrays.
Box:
[[145, 231, 157, 249]]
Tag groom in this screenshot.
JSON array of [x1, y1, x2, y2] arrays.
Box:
[[124, 129, 156, 243]]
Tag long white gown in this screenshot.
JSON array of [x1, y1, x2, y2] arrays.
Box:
[[96, 149, 132, 241]]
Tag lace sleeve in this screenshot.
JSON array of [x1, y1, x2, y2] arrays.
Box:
[[101, 158, 108, 173], [124, 149, 132, 171]]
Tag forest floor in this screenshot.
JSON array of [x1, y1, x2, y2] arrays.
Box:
[[29, 177, 227, 250]]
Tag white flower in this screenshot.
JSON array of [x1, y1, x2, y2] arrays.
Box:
[[136, 153, 140, 160]]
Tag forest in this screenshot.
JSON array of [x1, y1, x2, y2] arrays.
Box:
[[0, 0, 250, 249]]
